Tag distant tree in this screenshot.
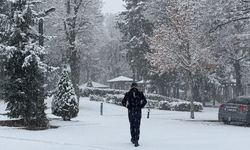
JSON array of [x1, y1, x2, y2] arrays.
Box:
[[52, 69, 79, 121], [40, 0, 103, 87], [206, 0, 250, 96], [118, 0, 153, 81], [63, 0, 103, 101], [96, 13, 131, 83], [212, 22, 250, 96]]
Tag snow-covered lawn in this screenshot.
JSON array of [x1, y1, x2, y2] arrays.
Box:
[[0, 97, 250, 150]]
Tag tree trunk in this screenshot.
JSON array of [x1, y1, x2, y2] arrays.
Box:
[[70, 50, 80, 102], [64, 0, 82, 102], [173, 86, 176, 98], [132, 68, 136, 82], [167, 86, 171, 97], [234, 60, 243, 96], [187, 71, 195, 119], [176, 83, 180, 99], [212, 87, 216, 106]]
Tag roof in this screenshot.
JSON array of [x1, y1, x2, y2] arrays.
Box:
[[107, 76, 133, 83], [137, 80, 150, 84], [79, 81, 109, 89], [238, 96, 250, 99]]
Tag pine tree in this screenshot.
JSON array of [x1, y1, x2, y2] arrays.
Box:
[[0, 0, 8, 43], [51, 69, 79, 121], [4, 0, 49, 128], [0, 0, 8, 17], [22, 51, 48, 127], [118, 0, 153, 81]]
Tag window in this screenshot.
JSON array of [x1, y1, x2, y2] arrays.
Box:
[[235, 97, 250, 105]]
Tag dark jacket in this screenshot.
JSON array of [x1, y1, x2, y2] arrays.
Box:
[[122, 88, 147, 110]]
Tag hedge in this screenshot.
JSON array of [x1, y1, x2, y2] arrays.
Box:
[[170, 101, 203, 112], [158, 101, 171, 110], [88, 93, 203, 112], [81, 87, 175, 102], [81, 87, 125, 97], [89, 95, 104, 102], [106, 94, 124, 106]]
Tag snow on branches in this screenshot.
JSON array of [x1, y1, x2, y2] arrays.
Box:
[[147, 0, 214, 75], [147, 0, 215, 119], [51, 69, 79, 121]]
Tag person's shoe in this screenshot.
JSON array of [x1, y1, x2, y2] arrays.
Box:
[[131, 139, 135, 144], [134, 141, 139, 147]]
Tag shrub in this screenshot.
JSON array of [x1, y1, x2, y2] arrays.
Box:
[[51, 70, 79, 121], [80, 87, 125, 97], [81, 87, 203, 112], [89, 95, 104, 102], [146, 100, 159, 109], [170, 101, 203, 112], [106, 94, 124, 106], [158, 101, 171, 110]]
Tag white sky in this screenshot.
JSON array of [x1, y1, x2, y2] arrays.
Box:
[[102, 0, 125, 14]]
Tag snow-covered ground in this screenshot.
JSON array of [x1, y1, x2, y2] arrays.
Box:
[[0, 97, 250, 150]]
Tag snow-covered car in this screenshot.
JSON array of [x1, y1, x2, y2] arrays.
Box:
[[219, 96, 250, 125]]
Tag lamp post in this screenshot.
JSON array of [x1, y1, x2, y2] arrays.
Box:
[[131, 60, 136, 82]]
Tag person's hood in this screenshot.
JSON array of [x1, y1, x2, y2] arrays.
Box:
[[130, 87, 139, 92]]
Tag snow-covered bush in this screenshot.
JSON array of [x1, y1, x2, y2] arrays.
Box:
[[106, 94, 124, 106], [170, 101, 203, 112], [158, 101, 171, 110], [89, 95, 104, 102], [81, 87, 171, 101], [103, 93, 203, 112], [81, 87, 203, 112], [146, 100, 160, 109], [52, 69, 79, 121], [81, 87, 125, 97]]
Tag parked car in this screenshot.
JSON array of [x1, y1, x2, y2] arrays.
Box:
[[219, 96, 250, 125]]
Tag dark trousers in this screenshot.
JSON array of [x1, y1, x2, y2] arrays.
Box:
[[128, 109, 142, 142]]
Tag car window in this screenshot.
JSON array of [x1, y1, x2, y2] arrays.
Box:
[[235, 97, 250, 105]]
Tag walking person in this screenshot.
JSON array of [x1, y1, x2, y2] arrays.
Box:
[[122, 82, 147, 147]]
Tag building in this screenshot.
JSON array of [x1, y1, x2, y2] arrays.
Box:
[[79, 81, 109, 89], [107, 76, 134, 90]]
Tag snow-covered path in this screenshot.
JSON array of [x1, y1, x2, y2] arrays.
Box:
[[0, 98, 250, 150]]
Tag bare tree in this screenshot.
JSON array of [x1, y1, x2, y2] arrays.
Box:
[[63, 0, 102, 101]]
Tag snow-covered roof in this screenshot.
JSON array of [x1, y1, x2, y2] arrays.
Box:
[[137, 80, 150, 84], [79, 81, 109, 89], [107, 76, 133, 83]]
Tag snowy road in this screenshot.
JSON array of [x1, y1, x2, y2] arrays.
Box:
[[0, 98, 250, 150]]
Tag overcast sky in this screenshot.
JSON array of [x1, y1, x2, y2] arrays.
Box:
[[102, 0, 125, 14]]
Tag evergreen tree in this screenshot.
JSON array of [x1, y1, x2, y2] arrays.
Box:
[[0, 0, 9, 43], [51, 69, 79, 121], [3, 0, 49, 127], [0, 0, 8, 17], [118, 0, 153, 81], [22, 51, 47, 126], [0, 0, 8, 98]]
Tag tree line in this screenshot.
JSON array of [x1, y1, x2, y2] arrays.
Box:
[[118, 0, 250, 119]]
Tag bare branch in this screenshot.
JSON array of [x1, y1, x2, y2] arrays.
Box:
[[209, 16, 250, 33]]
